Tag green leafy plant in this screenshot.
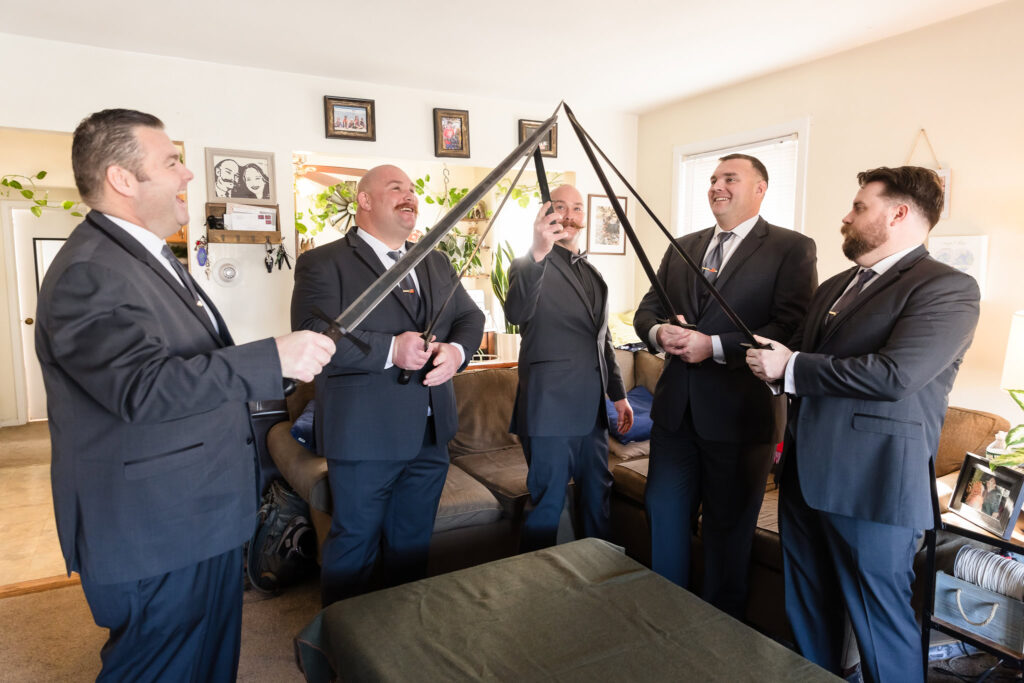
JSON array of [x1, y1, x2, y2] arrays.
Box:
[[988, 389, 1024, 469], [1, 171, 84, 218], [489, 240, 519, 334], [413, 173, 483, 276], [495, 171, 565, 208], [295, 182, 357, 236]]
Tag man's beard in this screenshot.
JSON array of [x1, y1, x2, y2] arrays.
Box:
[[841, 220, 885, 261]]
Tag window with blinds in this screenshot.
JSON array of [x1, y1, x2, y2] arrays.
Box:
[[675, 132, 803, 236]]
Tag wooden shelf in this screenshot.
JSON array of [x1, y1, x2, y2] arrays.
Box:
[[205, 202, 281, 244]]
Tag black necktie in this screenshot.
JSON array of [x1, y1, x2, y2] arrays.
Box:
[[826, 268, 875, 327], [160, 244, 201, 304], [387, 250, 423, 322], [702, 231, 735, 284]]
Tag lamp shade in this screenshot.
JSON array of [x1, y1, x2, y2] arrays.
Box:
[[1001, 310, 1024, 391]]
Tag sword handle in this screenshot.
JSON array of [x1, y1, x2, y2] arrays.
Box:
[[282, 379, 296, 396], [398, 368, 413, 385]]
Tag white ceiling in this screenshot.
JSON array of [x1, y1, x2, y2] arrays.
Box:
[[0, 0, 1004, 113]]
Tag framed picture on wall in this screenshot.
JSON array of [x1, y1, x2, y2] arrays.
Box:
[[204, 148, 276, 206], [324, 96, 376, 141], [518, 119, 557, 157], [433, 108, 470, 158], [587, 194, 628, 255]]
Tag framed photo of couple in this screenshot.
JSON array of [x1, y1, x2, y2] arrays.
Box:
[[949, 452, 1024, 539], [204, 148, 276, 206]]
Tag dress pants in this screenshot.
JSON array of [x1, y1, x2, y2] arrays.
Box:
[[780, 455, 923, 683], [321, 419, 448, 606], [520, 416, 611, 553], [79, 546, 243, 683], [645, 409, 774, 618]]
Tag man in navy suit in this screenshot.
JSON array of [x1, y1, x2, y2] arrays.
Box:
[[35, 109, 335, 681], [504, 185, 633, 551], [746, 166, 980, 683], [633, 154, 817, 618], [291, 165, 484, 605]]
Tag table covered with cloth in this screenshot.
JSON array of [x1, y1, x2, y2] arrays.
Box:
[[294, 538, 837, 682]]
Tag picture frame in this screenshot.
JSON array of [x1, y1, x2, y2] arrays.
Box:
[[949, 452, 1024, 539], [928, 235, 988, 298], [324, 96, 376, 141], [205, 148, 276, 206], [518, 119, 557, 157], [433, 108, 470, 158], [587, 194, 628, 255]]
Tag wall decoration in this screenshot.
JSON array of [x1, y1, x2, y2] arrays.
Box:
[[324, 96, 376, 141], [587, 194, 628, 255], [929, 235, 988, 298], [518, 119, 557, 157], [433, 108, 470, 158], [204, 148, 276, 206]]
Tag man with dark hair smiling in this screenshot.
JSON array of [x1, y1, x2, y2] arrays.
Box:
[[746, 166, 980, 683], [37, 108, 334, 681], [634, 153, 817, 618], [504, 184, 632, 551]]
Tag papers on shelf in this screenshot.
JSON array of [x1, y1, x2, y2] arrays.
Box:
[[224, 203, 276, 231]]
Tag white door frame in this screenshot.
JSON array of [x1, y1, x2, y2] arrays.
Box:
[[1, 200, 30, 425]]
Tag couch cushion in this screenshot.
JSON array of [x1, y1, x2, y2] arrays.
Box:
[[267, 421, 331, 512], [434, 464, 503, 533], [635, 350, 664, 395], [453, 447, 529, 516], [614, 348, 636, 392], [286, 381, 316, 422], [612, 457, 649, 505], [606, 386, 654, 444], [935, 406, 1011, 477], [449, 368, 520, 457], [608, 438, 650, 463]]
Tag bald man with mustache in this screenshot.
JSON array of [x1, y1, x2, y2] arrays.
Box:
[[291, 165, 484, 605]]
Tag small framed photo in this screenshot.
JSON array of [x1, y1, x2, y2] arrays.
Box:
[[949, 452, 1024, 539], [433, 108, 470, 158], [205, 148, 276, 206], [324, 96, 376, 141], [587, 194, 628, 255], [518, 119, 557, 157]]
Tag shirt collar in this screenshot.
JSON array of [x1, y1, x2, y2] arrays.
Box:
[[103, 213, 171, 261], [714, 214, 759, 242], [356, 227, 405, 263], [861, 244, 919, 278]]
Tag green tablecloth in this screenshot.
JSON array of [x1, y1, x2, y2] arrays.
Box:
[[295, 538, 838, 682]]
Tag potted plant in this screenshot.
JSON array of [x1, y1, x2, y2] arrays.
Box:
[[489, 240, 520, 359], [988, 389, 1024, 469]]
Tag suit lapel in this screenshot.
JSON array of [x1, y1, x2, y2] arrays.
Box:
[[713, 218, 766, 291], [548, 250, 596, 325], [86, 212, 225, 346], [347, 231, 421, 326], [687, 229, 715, 317], [413, 245, 436, 323]]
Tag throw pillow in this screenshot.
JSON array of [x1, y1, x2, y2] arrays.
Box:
[[605, 386, 654, 444], [290, 400, 316, 452]]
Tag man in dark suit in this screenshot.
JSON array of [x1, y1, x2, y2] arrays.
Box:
[[504, 185, 633, 551], [291, 165, 484, 605], [746, 166, 980, 683], [35, 109, 335, 681], [633, 154, 817, 618]]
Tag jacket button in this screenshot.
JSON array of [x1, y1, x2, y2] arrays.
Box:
[[246, 436, 254, 445]]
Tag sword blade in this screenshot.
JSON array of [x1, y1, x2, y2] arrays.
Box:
[[332, 107, 560, 333]]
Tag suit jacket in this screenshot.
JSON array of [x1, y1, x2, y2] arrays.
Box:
[[504, 249, 626, 438], [35, 211, 282, 584], [633, 218, 817, 443], [290, 231, 484, 461], [786, 246, 980, 529]]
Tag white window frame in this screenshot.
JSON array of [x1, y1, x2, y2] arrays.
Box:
[[670, 118, 811, 236]]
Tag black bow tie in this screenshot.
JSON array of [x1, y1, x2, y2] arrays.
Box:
[[570, 251, 588, 265]]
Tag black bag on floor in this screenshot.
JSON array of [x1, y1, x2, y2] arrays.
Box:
[[246, 479, 317, 594]]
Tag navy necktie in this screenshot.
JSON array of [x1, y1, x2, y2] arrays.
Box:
[[826, 268, 875, 327], [702, 231, 735, 284]]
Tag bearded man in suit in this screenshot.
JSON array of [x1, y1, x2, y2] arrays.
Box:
[[746, 166, 980, 683]]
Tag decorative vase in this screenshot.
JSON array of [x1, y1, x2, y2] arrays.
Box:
[[496, 332, 521, 361]]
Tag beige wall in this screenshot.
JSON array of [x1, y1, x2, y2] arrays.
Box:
[[636, 0, 1023, 420]]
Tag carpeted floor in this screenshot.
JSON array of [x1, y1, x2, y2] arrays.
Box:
[[0, 575, 321, 682]]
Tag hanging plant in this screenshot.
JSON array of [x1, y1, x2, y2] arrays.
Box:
[[1, 171, 85, 218], [295, 182, 358, 236]]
